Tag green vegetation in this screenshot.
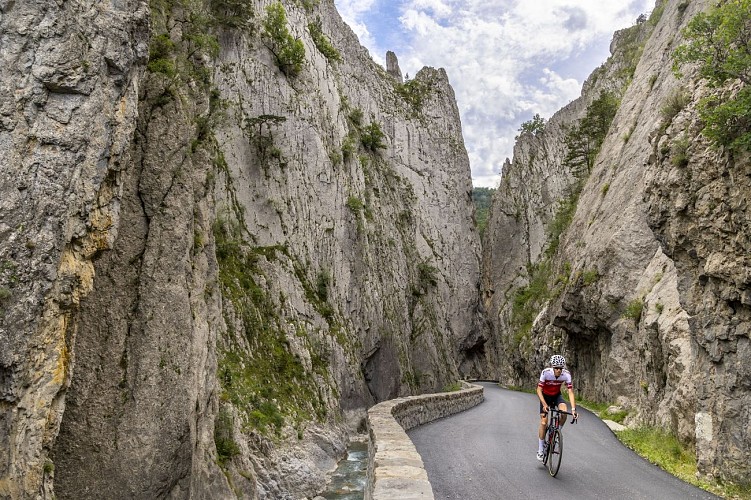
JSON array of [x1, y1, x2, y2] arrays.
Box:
[[345, 196, 365, 213], [671, 137, 690, 167], [616, 23, 647, 82], [214, 407, 240, 465], [509, 185, 581, 345], [316, 270, 331, 302], [673, 0, 751, 152], [263, 2, 305, 77], [511, 261, 552, 345], [308, 17, 341, 62], [145, 0, 227, 132], [147, 0, 222, 87], [417, 261, 439, 288], [580, 268, 600, 286], [147, 33, 178, 77], [395, 77, 436, 116], [341, 101, 388, 155], [617, 428, 719, 494], [346, 195, 366, 232], [244, 114, 287, 168], [568, 398, 627, 424], [471, 187, 495, 237], [360, 122, 387, 151], [213, 217, 329, 437], [647, 0, 666, 27], [623, 297, 644, 322], [442, 382, 462, 392], [660, 88, 690, 124], [209, 0, 255, 29], [563, 91, 620, 178], [341, 134, 356, 161], [347, 107, 363, 127], [517, 113, 546, 137], [545, 187, 581, 258], [295, 0, 319, 11]]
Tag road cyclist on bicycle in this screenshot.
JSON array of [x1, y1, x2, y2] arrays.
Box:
[[536, 354, 578, 461]]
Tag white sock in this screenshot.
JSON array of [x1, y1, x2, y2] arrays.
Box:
[[538, 439, 544, 452]]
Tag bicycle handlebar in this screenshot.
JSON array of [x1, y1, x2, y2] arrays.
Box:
[[547, 407, 578, 423]]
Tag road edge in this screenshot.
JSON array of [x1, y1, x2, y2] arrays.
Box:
[[364, 381, 484, 500]]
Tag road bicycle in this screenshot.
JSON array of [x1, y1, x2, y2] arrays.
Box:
[[542, 407, 577, 477]]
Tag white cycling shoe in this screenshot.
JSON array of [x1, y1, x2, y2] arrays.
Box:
[[536, 451, 544, 461]]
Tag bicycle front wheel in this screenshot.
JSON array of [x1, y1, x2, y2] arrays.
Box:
[[547, 429, 563, 477]]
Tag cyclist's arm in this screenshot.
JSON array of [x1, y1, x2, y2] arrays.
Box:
[[537, 385, 547, 411], [567, 387, 577, 416]]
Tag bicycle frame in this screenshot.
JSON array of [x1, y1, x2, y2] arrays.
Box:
[[542, 407, 576, 477]]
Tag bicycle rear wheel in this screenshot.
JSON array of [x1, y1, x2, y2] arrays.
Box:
[[547, 429, 563, 477]]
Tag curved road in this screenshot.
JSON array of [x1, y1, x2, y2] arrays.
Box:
[[408, 382, 717, 499]]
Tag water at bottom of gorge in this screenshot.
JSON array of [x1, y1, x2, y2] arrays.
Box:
[[319, 440, 368, 499]]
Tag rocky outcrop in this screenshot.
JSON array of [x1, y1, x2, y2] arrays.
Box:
[[0, 0, 485, 498], [482, 0, 750, 483], [386, 51, 403, 83]]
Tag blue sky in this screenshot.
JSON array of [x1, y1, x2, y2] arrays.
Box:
[[334, 0, 656, 187]]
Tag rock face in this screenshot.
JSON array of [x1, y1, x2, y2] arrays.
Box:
[[0, 0, 484, 498], [386, 51, 403, 83], [482, 0, 750, 483]]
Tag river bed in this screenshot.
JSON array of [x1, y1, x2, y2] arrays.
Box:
[[319, 440, 368, 499]]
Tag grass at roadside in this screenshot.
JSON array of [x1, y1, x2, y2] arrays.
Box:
[[617, 427, 750, 499]]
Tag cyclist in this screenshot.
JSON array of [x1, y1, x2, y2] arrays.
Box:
[[536, 354, 578, 461]]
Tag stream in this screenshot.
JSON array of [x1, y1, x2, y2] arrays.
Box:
[[319, 440, 368, 499]]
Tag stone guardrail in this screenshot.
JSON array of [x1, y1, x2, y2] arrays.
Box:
[[364, 381, 485, 499]]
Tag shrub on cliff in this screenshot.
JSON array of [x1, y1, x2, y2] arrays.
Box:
[[360, 122, 387, 151], [517, 114, 546, 138], [673, 0, 751, 152], [563, 90, 620, 177], [263, 2, 305, 77], [308, 17, 341, 62]]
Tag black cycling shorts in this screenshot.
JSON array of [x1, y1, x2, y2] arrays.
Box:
[[539, 392, 565, 414]]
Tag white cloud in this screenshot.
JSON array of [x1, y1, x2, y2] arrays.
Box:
[[410, 0, 453, 18], [334, 0, 655, 187]]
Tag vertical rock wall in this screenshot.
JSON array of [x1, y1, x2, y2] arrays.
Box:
[[482, 0, 750, 483], [0, 1, 149, 496], [0, 0, 485, 498]]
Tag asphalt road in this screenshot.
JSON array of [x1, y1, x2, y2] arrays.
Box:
[[408, 382, 718, 500]]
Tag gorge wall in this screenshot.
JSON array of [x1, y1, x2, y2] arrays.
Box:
[[3, 0, 749, 496], [482, 0, 750, 485], [0, 0, 485, 498]]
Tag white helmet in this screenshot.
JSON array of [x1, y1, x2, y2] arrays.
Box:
[[550, 354, 566, 368]]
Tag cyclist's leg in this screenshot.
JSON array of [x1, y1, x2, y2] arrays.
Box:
[[556, 394, 568, 425], [538, 400, 547, 440], [538, 396, 553, 458]]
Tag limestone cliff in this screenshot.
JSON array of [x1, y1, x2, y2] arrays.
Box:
[[0, 0, 484, 498], [482, 0, 750, 484]]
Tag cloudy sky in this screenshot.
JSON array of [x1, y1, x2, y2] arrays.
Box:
[[333, 0, 656, 187]]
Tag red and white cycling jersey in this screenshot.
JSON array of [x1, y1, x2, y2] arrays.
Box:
[[538, 367, 573, 396]]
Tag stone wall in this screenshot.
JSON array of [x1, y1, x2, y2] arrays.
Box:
[[365, 382, 484, 499]]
